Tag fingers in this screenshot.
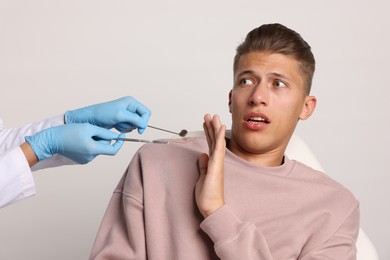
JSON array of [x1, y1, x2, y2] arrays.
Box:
[[94, 140, 123, 156], [196, 114, 226, 218], [203, 114, 213, 155], [213, 124, 226, 161], [136, 103, 152, 128], [203, 114, 225, 156], [110, 135, 125, 154], [115, 110, 149, 133], [125, 96, 151, 119], [114, 121, 137, 133], [90, 126, 124, 155], [92, 96, 151, 133], [125, 97, 152, 133], [92, 125, 121, 140], [65, 96, 151, 135], [198, 153, 209, 177]]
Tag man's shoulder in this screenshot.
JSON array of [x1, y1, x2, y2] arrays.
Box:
[[291, 159, 359, 204], [137, 136, 208, 157]]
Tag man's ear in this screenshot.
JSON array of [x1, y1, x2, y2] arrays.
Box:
[[228, 90, 232, 113], [299, 95, 317, 120]]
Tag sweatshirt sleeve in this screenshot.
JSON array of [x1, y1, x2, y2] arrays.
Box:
[[200, 205, 274, 259], [201, 204, 359, 260], [299, 205, 360, 260], [90, 154, 147, 260]]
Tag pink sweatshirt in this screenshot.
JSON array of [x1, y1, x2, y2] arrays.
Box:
[[90, 137, 359, 260]]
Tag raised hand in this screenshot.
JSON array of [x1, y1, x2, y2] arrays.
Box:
[[195, 114, 226, 218]]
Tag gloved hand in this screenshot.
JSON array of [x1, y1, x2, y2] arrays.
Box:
[[64, 96, 151, 134], [25, 123, 124, 164]]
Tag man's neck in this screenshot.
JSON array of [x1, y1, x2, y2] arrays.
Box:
[[226, 138, 285, 167]]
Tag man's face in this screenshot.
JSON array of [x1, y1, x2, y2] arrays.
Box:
[[228, 51, 316, 164]]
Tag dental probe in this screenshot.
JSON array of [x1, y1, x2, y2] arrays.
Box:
[[113, 137, 168, 144]]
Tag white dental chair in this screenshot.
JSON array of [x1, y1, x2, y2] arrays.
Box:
[[186, 131, 379, 260], [285, 134, 378, 260]]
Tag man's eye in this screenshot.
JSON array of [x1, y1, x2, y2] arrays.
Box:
[[274, 80, 287, 88], [240, 78, 254, 85]]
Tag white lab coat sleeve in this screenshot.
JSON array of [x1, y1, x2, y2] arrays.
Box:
[[0, 115, 76, 208], [0, 115, 65, 152], [0, 115, 76, 171], [0, 146, 35, 208]]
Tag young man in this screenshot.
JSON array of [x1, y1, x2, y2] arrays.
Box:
[[90, 24, 359, 259]]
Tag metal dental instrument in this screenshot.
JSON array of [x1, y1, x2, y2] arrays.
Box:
[[147, 125, 188, 137], [109, 124, 187, 144], [113, 137, 169, 144]]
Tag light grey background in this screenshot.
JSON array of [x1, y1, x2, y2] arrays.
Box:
[[0, 0, 388, 259]]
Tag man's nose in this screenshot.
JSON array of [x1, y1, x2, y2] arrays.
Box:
[[248, 83, 269, 106]]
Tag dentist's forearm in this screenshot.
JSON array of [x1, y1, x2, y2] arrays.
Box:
[[20, 142, 38, 167]]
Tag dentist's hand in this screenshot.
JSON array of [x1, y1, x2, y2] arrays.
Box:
[[25, 123, 124, 164], [64, 96, 151, 134], [195, 114, 226, 218]]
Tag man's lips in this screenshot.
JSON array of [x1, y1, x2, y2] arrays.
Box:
[[244, 112, 270, 124], [242, 112, 270, 130]]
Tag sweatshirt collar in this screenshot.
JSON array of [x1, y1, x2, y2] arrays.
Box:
[[224, 141, 295, 177]]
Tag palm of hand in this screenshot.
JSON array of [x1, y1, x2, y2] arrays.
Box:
[[195, 114, 226, 218]]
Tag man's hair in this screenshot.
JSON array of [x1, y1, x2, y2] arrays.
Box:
[[233, 23, 315, 94]]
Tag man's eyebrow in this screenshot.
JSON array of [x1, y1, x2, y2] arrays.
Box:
[[236, 70, 294, 83], [269, 72, 292, 81], [236, 70, 255, 77]]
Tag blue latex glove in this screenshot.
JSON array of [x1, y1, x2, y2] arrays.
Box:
[[25, 123, 124, 164], [64, 96, 151, 134]]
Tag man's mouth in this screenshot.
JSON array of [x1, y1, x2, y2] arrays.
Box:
[[247, 116, 269, 124], [245, 114, 270, 124]]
